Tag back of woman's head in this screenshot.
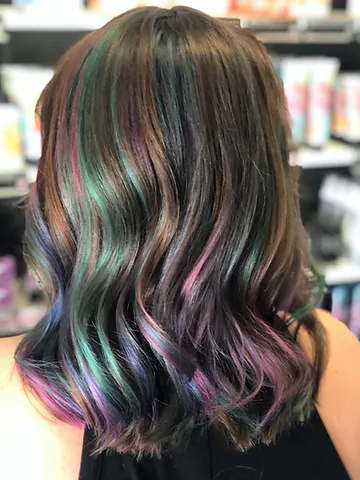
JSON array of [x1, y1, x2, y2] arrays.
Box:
[[16, 6, 324, 456]]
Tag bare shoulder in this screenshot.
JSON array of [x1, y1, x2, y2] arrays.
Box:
[[304, 310, 360, 479], [0, 337, 84, 480]]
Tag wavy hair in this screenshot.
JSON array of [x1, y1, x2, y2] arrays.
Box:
[[16, 7, 325, 456]]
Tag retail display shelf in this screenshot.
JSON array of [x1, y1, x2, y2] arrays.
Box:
[[0, 142, 357, 200], [1, 10, 359, 40], [0, 165, 37, 200], [291, 143, 359, 169], [243, 14, 357, 44], [323, 263, 360, 286], [2, 10, 111, 32], [0, 29, 9, 44], [0, 185, 28, 199]]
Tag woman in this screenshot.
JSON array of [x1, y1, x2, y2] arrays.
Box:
[[1, 7, 359, 480]]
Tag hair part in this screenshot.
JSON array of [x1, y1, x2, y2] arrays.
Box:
[[16, 6, 325, 456]]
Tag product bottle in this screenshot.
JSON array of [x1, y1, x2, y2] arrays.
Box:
[[332, 75, 346, 140], [87, 0, 138, 12], [306, 57, 340, 148], [139, 0, 171, 6], [0, 70, 24, 183], [172, 0, 229, 16], [347, 0, 360, 15], [281, 58, 308, 145], [342, 73, 360, 144], [349, 284, 360, 340], [332, 285, 351, 325], [0, 256, 17, 338], [13, 0, 84, 7], [1, 65, 53, 164]]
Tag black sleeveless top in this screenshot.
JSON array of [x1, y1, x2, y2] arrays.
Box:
[[79, 410, 349, 480]]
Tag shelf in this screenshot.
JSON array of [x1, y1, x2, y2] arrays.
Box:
[[0, 10, 359, 40], [2, 10, 110, 32], [323, 263, 360, 286], [0, 143, 357, 198], [291, 143, 358, 169], [243, 14, 358, 43], [0, 31, 9, 44], [0, 165, 37, 200], [0, 186, 28, 199]]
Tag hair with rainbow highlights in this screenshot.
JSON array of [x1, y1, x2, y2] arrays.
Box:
[[16, 6, 325, 456]]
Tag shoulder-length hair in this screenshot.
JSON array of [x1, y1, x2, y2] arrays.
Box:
[[16, 6, 325, 456]]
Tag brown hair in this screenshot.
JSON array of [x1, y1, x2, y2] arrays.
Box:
[[16, 7, 325, 457]]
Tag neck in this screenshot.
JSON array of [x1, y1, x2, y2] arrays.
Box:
[[0, 335, 22, 384]]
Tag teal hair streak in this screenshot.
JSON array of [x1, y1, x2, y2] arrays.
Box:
[[65, 30, 141, 414]]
